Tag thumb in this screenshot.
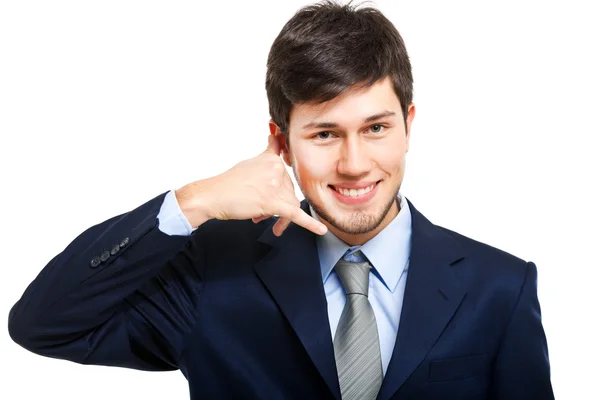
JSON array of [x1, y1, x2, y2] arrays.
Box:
[[265, 134, 280, 155]]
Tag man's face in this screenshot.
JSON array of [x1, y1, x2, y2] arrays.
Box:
[[275, 76, 415, 245]]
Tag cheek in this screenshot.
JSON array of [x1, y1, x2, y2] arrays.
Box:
[[291, 148, 330, 184], [373, 144, 405, 172]]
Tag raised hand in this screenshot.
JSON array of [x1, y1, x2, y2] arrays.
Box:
[[175, 135, 327, 236]]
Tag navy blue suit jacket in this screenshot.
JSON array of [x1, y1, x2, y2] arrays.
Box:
[[8, 191, 553, 399]]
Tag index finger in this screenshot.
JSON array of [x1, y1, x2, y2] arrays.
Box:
[[276, 201, 328, 235]]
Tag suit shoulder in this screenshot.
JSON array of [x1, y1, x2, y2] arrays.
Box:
[[435, 225, 531, 286], [437, 225, 526, 263]]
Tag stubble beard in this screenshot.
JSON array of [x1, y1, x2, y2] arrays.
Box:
[[303, 181, 401, 235]]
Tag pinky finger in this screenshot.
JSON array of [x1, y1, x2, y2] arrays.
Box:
[[278, 201, 328, 236]]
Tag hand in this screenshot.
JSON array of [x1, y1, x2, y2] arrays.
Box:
[[175, 135, 328, 237]]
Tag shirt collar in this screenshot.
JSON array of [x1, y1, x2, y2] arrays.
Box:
[[310, 193, 412, 293]]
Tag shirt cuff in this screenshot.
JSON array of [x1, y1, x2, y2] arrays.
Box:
[[157, 189, 197, 236]]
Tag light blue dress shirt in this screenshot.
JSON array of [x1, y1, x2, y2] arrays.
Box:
[[157, 189, 412, 376], [309, 196, 412, 375]]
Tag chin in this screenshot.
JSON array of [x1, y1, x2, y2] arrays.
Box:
[[336, 215, 381, 235], [308, 197, 394, 236]]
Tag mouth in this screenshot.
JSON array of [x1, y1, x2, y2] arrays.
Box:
[[327, 181, 381, 205]]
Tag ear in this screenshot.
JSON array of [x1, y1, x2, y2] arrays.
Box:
[[269, 120, 292, 167], [404, 103, 416, 153]]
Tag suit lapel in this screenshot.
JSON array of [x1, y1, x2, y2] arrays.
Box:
[[378, 199, 466, 400], [254, 201, 341, 400]]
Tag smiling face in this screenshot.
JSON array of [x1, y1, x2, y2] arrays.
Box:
[[273, 76, 416, 245]]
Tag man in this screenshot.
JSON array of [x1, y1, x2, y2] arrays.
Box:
[[8, 1, 553, 399]]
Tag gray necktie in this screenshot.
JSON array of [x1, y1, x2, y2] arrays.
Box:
[[333, 251, 383, 400]]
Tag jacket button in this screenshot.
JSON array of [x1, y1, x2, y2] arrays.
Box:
[[100, 250, 111, 262], [90, 256, 101, 268], [110, 245, 120, 255], [120, 237, 130, 248]]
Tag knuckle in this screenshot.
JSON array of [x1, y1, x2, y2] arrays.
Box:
[[287, 206, 299, 221], [272, 161, 285, 173], [258, 193, 271, 209], [285, 192, 300, 207]]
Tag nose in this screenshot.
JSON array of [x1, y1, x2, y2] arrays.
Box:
[[337, 136, 371, 177]]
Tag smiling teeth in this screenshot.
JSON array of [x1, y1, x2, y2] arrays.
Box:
[[336, 184, 375, 197]]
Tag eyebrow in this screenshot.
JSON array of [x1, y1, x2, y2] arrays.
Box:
[[301, 110, 397, 130]]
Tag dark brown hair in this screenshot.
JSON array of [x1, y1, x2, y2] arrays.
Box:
[[266, 0, 413, 136]]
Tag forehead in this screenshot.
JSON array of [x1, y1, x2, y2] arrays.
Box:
[[288, 76, 401, 130]]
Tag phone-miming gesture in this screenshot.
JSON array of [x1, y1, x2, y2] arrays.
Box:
[[175, 135, 327, 236]]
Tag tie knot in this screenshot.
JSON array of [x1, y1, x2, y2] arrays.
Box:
[[335, 250, 371, 296]]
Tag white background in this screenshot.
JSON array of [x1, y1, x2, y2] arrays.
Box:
[[1, 0, 598, 398]]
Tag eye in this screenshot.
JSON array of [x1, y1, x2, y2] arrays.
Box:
[[316, 131, 333, 140], [370, 124, 384, 133]]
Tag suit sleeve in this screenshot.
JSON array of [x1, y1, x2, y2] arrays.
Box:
[[490, 261, 554, 399], [8, 190, 205, 371]]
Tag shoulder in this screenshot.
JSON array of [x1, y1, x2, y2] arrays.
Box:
[[437, 224, 527, 265], [433, 224, 534, 294]]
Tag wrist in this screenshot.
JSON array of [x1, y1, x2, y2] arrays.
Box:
[[174, 179, 214, 229]]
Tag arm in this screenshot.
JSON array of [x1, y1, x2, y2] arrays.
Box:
[[490, 262, 554, 399], [8, 190, 203, 371], [8, 136, 327, 371]]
